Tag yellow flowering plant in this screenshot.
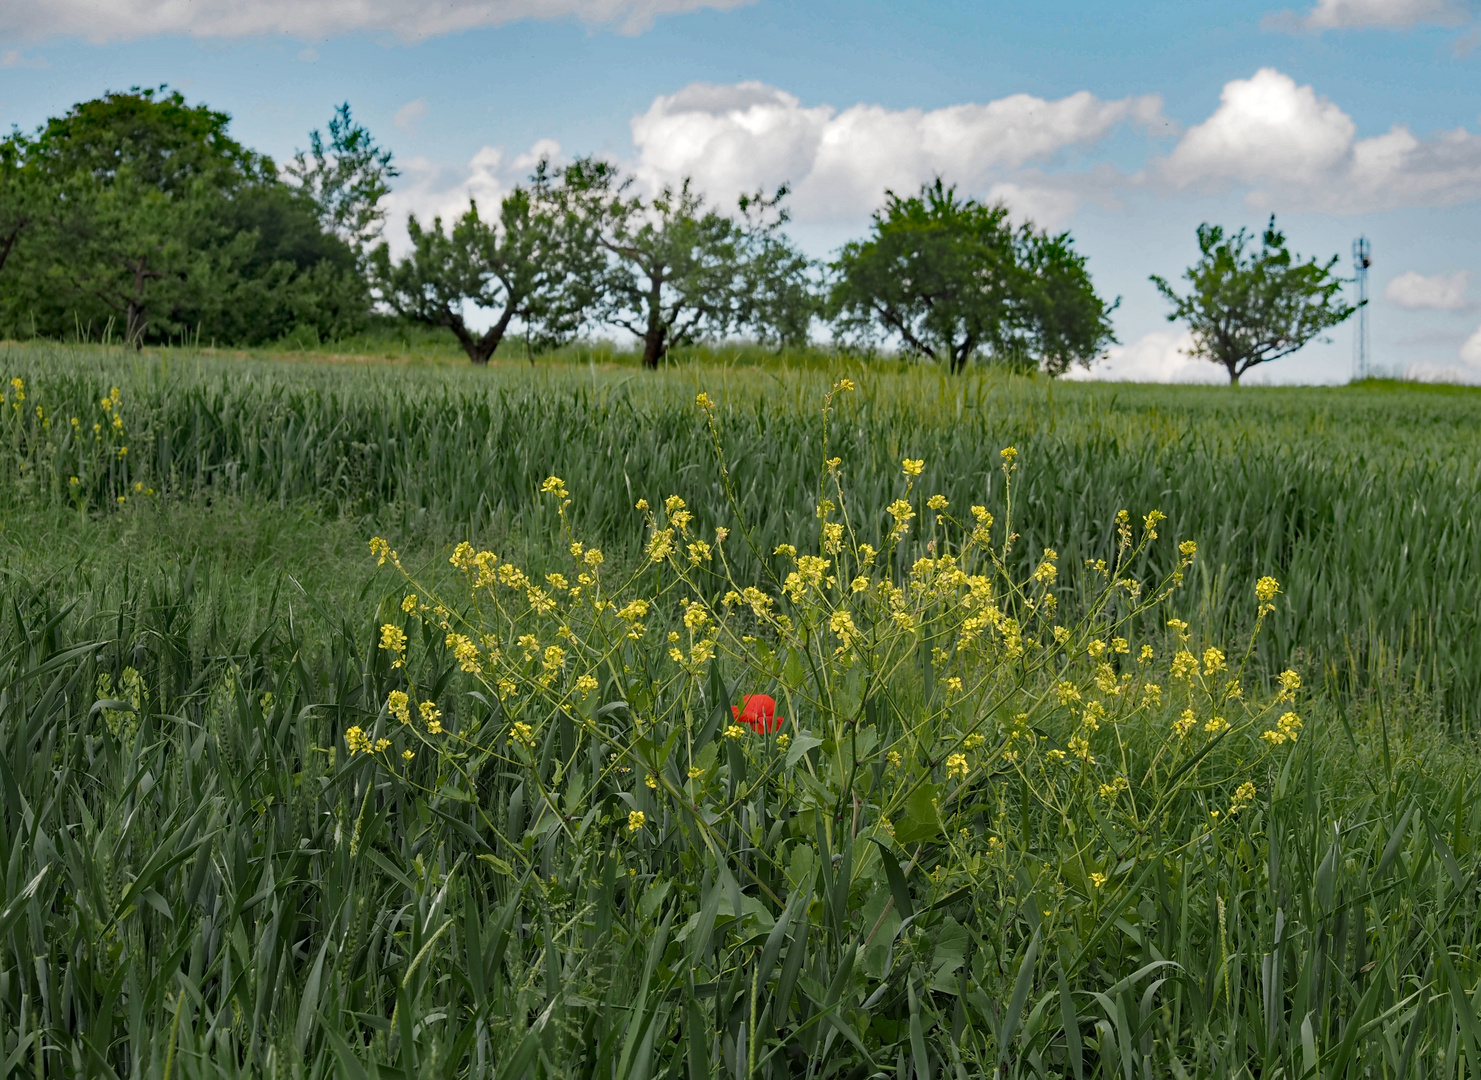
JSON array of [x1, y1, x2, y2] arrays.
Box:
[[357, 382, 1304, 1073]]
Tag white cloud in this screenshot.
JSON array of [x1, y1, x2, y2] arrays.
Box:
[[1462, 323, 1481, 364], [393, 99, 428, 136], [1385, 269, 1472, 309], [1268, 0, 1470, 28], [1062, 330, 1233, 383], [629, 80, 1167, 225], [1158, 68, 1481, 213], [1, 0, 750, 44]]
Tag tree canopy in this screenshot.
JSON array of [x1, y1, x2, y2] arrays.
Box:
[[0, 88, 370, 347], [829, 180, 1115, 374], [1152, 218, 1355, 385]]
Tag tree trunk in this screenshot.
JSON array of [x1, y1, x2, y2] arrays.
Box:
[[125, 257, 150, 350], [641, 271, 667, 369], [444, 305, 516, 365], [0, 219, 23, 277], [642, 322, 668, 369]]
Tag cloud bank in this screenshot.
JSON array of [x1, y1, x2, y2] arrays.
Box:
[[629, 81, 1167, 226], [0, 0, 750, 43], [1157, 68, 1481, 213]]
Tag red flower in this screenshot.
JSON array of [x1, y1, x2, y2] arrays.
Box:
[[732, 694, 785, 733]]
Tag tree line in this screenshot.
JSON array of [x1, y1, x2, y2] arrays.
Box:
[[1, 87, 1354, 380]]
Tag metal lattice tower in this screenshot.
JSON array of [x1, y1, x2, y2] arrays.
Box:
[[1353, 237, 1371, 380]]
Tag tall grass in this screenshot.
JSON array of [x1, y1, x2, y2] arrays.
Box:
[[0, 404, 1478, 1076], [3, 343, 1478, 722]]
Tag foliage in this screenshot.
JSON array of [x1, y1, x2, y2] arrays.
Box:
[[369, 176, 596, 365], [0, 373, 1477, 1075], [285, 102, 399, 254], [2, 344, 1479, 727], [829, 180, 1116, 374], [1151, 217, 1357, 385], [0, 87, 368, 347]]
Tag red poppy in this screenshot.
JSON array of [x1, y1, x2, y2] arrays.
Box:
[[733, 694, 785, 733]]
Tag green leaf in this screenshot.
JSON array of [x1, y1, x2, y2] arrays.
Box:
[[895, 783, 942, 845]]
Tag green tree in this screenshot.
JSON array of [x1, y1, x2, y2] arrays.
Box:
[[4, 87, 367, 346], [557, 159, 747, 369], [830, 180, 1113, 374], [1012, 225, 1118, 376], [286, 103, 398, 254], [1151, 217, 1356, 386], [370, 176, 593, 365]]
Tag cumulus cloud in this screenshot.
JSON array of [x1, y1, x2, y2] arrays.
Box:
[[1266, 0, 1470, 29], [1, 0, 750, 44], [1463, 324, 1481, 364], [1061, 330, 1233, 384], [1157, 68, 1481, 213], [1385, 269, 1472, 310], [629, 81, 1167, 225], [393, 99, 428, 136]]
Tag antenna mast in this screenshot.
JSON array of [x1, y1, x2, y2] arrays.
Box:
[[1353, 236, 1371, 380]]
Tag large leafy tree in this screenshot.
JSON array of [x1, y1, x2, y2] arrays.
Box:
[[829, 180, 1114, 374], [3, 87, 368, 346], [370, 177, 593, 365], [556, 160, 747, 369], [1151, 218, 1355, 385]]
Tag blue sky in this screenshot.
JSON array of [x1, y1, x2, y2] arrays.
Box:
[[3, 0, 1479, 381]]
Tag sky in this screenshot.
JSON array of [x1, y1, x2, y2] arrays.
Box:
[[2, 0, 1479, 383]]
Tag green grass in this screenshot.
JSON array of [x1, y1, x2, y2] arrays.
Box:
[[1, 342, 1480, 1077]]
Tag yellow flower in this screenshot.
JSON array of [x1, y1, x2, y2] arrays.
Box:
[[379, 624, 408, 667], [1053, 626, 1071, 644], [1262, 712, 1303, 745], [1173, 709, 1196, 738], [1202, 647, 1226, 675], [887, 750, 903, 768], [1170, 650, 1198, 680], [420, 700, 442, 729], [374, 738, 391, 753], [1139, 644, 1154, 662], [665, 494, 686, 513], [388, 690, 411, 724], [402, 749, 415, 762], [646, 528, 675, 562], [575, 674, 599, 698], [1098, 776, 1129, 799], [1255, 576, 1281, 605], [511, 721, 534, 746], [1087, 640, 1106, 659], [1090, 872, 1108, 889], [401, 594, 419, 613], [345, 726, 373, 755], [687, 766, 704, 780], [723, 723, 746, 739], [1179, 540, 1197, 557], [902, 458, 925, 477], [542, 645, 565, 671], [635, 498, 649, 511], [1229, 781, 1256, 815], [540, 475, 569, 499], [775, 733, 790, 751], [1204, 716, 1229, 736], [645, 774, 659, 789], [945, 753, 968, 780], [999, 446, 1018, 463], [627, 810, 646, 833], [695, 391, 713, 409], [945, 676, 963, 693], [835, 378, 855, 392], [927, 494, 949, 510]]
